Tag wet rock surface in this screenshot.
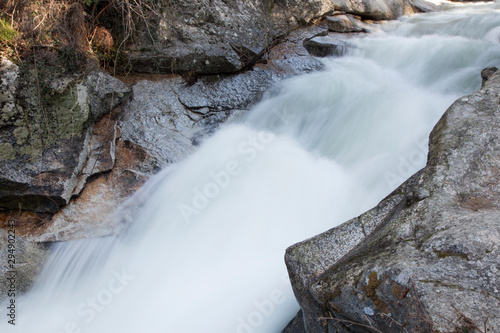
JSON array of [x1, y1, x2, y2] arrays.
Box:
[[285, 69, 500, 332], [409, 0, 440, 12], [303, 33, 367, 58], [302, 13, 376, 58], [119, 69, 276, 167]]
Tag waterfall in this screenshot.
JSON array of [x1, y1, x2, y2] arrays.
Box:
[[3, 2, 500, 332]]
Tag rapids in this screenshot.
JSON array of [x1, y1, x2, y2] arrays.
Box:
[[3, 2, 500, 332]]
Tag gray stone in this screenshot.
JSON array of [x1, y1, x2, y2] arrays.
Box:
[[282, 311, 307, 333], [333, 0, 416, 20], [127, 43, 242, 75], [481, 67, 498, 87], [0, 60, 131, 213], [408, 0, 440, 13], [120, 0, 427, 74], [264, 25, 328, 76], [0, 228, 50, 304], [325, 15, 369, 33], [83, 71, 132, 122], [303, 33, 366, 58], [119, 69, 275, 167], [118, 78, 196, 167], [285, 68, 500, 332]]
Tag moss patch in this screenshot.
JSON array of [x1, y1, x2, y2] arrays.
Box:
[[13, 126, 30, 145], [45, 85, 89, 139], [0, 19, 17, 45], [14, 64, 90, 160], [362, 271, 390, 313], [433, 249, 469, 260], [0, 142, 16, 160]]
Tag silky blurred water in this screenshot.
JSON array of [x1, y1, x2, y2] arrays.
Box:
[[3, 2, 500, 333]]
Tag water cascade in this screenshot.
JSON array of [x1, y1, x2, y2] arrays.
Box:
[[3, 2, 500, 333]]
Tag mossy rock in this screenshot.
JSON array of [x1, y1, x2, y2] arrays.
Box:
[[0, 60, 131, 213]]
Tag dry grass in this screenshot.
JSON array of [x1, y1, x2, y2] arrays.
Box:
[[0, 0, 169, 74]]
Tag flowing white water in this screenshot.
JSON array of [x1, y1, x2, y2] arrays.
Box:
[[4, 3, 500, 333]]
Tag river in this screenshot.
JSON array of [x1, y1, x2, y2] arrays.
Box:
[[4, 2, 500, 332]]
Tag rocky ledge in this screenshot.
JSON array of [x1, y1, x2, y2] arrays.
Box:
[[284, 68, 500, 332], [119, 0, 431, 75]]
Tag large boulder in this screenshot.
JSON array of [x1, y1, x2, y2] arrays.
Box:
[[115, 0, 428, 75], [0, 58, 131, 213], [285, 69, 500, 332], [121, 0, 333, 74]]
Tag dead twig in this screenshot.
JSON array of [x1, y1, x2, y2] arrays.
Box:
[[319, 315, 384, 333]]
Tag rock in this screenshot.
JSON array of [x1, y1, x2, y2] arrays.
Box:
[[116, 77, 193, 167], [324, 15, 369, 33], [119, 25, 328, 170], [0, 227, 50, 304], [262, 25, 327, 76], [121, 0, 301, 75], [119, 69, 275, 167], [0, 23, 327, 243], [333, 0, 416, 20], [285, 69, 500, 332], [408, 0, 440, 13], [0, 59, 131, 213], [127, 44, 242, 75], [71, 113, 117, 196], [282, 311, 307, 333], [303, 33, 366, 57], [481, 67, 498, 87], [114, 0, 424, 75], [27, 139, 152, 242], [83, 71, 132, 122], [448, 0, 492, 2]]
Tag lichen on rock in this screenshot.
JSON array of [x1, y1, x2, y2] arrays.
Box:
[[0, 57, 131, 213]]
